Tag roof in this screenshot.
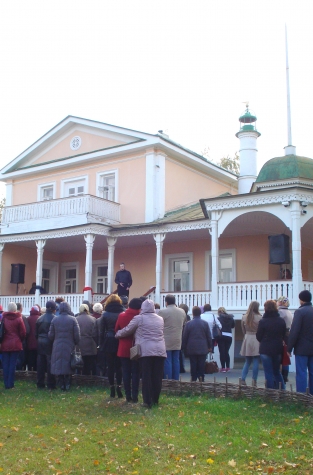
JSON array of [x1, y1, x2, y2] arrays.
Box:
[[256, 154, 313, 183]]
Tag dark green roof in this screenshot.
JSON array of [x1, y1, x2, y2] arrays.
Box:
[[256, 154, 313, 183]]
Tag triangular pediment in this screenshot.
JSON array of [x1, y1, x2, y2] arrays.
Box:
[[0, 116, 150, 175]]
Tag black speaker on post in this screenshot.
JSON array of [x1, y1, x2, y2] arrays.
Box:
[[268, 234, 290, 265], [10, 263, 25, 284]]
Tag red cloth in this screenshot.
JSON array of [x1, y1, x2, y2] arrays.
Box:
[[1, 312, 26, 352], [282, 342, 291, 366], [27, 309, 41, 350], [115, 308, 140, 357]]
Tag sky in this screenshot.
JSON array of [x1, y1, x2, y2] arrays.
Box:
[[0, 1, 313, 196]]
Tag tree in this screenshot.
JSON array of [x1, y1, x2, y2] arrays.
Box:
[[217, 152, 240, 175]]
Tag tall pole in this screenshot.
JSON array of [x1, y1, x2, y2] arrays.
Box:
[[285, 24, 292, 147]]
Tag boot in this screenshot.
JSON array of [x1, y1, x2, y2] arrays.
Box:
[[252, 379, 257, 387], [110, 385, 115, 398], [116, 386, 123, 398], [282, 369, 289, 383]]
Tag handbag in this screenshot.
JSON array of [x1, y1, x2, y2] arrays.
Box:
[[70, 349, 84, 371], [204, 354, 219, 374], [130, 344, 141, 361], [212, 315, 222, 340], [0, 318, 5, 344]]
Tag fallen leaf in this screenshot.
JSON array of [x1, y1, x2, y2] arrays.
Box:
[[94, 460, 100, 466], [207, 458, 214, 464], [228, 459, 236, 467]]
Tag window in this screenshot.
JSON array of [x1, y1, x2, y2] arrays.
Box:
[[97, 171, 118, 202], [62, 177, 88, 198], [205, 249, 236, 289], [165, 253, 193, 292], [92, 261, 108, 294], [61, 262, 79, 294], [42, 268, 50, 293], [38, 182, 55, 202]]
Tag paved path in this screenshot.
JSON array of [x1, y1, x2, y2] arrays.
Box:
[[179, 359, 296, 390]]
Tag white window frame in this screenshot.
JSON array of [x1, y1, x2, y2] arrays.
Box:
[[61, 262, 79, 294], [96, 170, 118, 202], [61, 175, 88, 198], [42, 260, 59, 294], [92, 259, 109, 294], [165, 253, 193, 292], [205, 249, 237, 289], [37, 182, 56, 202]]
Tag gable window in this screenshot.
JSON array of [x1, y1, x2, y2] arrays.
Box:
[[165, 253, 193, 292], [38, 182, 55, 201], [97, 171, 118, 202], [62, 177, 88, 198]]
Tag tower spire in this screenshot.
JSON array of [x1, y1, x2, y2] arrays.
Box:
[[284, 24, 296, 155]]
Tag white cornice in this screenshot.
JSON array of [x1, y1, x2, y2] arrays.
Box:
[[0, 224, 110, 244], [110, 219, 210, 237], [202, 189, 313, 212]]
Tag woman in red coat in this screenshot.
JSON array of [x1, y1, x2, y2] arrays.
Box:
[[1, 302, 26, 389], [115, 298, 142, 402]]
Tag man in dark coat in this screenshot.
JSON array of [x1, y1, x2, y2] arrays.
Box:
[[36, 300, 57, 389], [114, 263, 132, 297], [182, 306, 212, 382], [288, 290, 313, 394]]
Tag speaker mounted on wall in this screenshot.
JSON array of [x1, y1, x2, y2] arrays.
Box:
[[268, 234, 290, 265], [10, 263, 26, 284]]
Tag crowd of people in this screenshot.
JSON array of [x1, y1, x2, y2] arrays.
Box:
[[0, 289, 312, 400]]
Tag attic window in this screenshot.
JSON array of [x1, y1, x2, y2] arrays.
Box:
[[70, 136, 81, 151]]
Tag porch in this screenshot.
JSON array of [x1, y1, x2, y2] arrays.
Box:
[[1, 280, 309, 315]]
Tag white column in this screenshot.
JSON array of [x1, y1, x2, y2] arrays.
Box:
[[290, 202, 303, 306], [84, 234, 95, 302], [35, 240, 46, 302], [0, 243, 4, 295], [107, 237, 117, 294], [154, 233, 166, 304], [209, 211, 221, 310]]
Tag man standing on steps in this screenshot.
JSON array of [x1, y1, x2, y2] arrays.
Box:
[[115, 263, 132, 297], [159, 294, 186, 380]]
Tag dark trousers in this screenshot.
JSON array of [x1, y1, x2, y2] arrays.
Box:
[[2, 351, 19, 389], [37, 354, 56, 389], [27, 349, 37, 371], [82, 355, 97, 375], [189, 354, 207, 381], [16, 349, 27, 370], [117, 285, 129, 297], [96, 350, 107, 376], [120, 357, 140, 400], [106, 353, 122, 386], [218, 336, 232, 369], [140, 356, 165, 406]]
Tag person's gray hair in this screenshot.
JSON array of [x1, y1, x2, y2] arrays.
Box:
[[8, 302, 17, 312], [93, 303, 103, 314]]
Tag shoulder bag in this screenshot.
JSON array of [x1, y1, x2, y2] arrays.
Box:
[[70, 349, 84, 371], [212, 315, 222, 340], [130, 344, 141, 361]]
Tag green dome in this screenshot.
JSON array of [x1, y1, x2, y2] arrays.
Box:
[[256, 154, 313, 183]]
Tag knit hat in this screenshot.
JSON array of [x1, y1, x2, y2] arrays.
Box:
[[299, 290, 312, 303], [277, 296, 290, 307], [30, 305, 40, 314], [129, 298, 142, 310], [7, 302, 17, 312], [79, 304, 89, 313], [46, 300, 57, 310]]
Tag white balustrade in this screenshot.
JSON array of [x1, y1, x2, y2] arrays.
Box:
[[2, 195, 120, 225]]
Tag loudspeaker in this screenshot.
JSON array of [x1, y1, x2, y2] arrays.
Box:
[[268, 234, 290, 265], [10, 263, 25, 284]]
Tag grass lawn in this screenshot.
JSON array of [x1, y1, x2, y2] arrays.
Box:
[[0, 381, 312, 475]]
